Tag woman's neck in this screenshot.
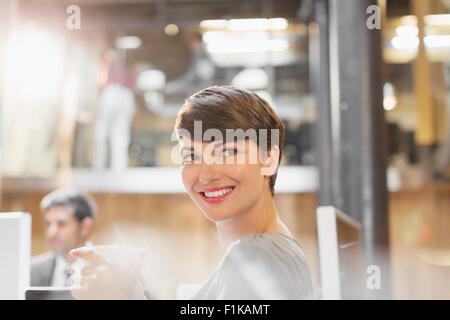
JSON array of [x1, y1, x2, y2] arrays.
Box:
[[215, 190, 292, 249]]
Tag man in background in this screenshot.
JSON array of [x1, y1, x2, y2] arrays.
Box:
[[31, 189, 97, 287]]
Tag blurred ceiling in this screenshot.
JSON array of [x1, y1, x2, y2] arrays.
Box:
[[33, 0, 301, 7], [21, 0, 303, 32], [67, 0, 234, 4]]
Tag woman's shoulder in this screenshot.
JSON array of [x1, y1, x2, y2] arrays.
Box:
[[192, 232, 314, 299], [216, 232, 314, 299], [227, 232, 310, 264]]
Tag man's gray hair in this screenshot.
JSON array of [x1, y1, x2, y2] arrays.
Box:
[[40, 188, 97, 223]]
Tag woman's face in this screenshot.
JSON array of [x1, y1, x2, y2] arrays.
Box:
[[179, 136, 268, 222]]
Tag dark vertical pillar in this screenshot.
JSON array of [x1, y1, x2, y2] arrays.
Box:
[[328, 0, 391, 299]]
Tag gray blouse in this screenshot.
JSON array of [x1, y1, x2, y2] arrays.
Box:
[[191, 232, 314, 300]]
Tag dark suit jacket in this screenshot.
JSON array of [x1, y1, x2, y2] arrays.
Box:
[[30, 252, 56, 287]]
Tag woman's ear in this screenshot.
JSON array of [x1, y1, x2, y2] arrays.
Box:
[[260, 145, 280, 176]]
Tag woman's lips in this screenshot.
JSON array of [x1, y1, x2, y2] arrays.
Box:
[[198, 186, 235, 204]]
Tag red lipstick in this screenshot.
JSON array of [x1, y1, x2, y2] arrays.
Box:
[[198, 186, 235, 204]]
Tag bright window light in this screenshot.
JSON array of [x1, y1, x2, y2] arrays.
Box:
[[391, 35, 419, 50], [231, 68, 269, 90], [4, 25, 64, 96], [115, 36, 142, 49], [202, 31, 229, 43], [206, 38, 289, 54], [269, 18, 289, 30], [424, 35, 450, 49], [395, 26, 418, 37], [203, 31, 289, 54], [199, 19, 227, 29], [383, 95, 397, 111], [424, 14, 450, 26], [383, 82, 397, 111], [228, 18, 288, 31], [199, 18, 288, 31], [203, 31, 270, 43]]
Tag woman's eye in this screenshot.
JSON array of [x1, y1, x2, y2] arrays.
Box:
[[223, 148, 237, 157], [182, 154, 198, 163]]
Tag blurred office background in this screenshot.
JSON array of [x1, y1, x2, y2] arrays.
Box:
[[0, 0, 449, 299]]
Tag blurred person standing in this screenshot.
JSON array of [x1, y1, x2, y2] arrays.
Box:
[[30, 189, 96, 287], [93, 49, 137, 170], [165, 32, 215, 97]]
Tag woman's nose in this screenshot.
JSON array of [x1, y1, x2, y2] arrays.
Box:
[[198, 163, 221, 184]]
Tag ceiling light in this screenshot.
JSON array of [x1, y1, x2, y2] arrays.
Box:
[[115, 36, 142, 49]]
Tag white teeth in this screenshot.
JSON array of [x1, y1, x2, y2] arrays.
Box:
[[203, 188, 233, 198]]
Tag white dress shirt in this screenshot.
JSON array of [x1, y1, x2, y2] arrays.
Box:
[[50, 254, 70, 287], [51, 241, 93, 287]]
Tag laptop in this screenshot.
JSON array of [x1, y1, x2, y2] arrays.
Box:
[[0, 212, 31, 300], [25, 287, 74, 300]]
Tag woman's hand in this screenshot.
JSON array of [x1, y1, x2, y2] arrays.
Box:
[[69, 245, 147, 300]]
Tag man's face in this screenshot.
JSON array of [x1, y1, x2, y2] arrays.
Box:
[[44, 205, 82, 255]]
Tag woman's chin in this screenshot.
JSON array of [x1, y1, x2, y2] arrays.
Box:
[[200, 209, 235, 222]]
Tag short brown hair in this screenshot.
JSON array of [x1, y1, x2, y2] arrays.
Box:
[[175, 86, 285, 196]]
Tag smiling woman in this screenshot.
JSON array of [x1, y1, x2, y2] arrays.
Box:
[[174, 86, 314, 299], [70, 86, 314, 300]]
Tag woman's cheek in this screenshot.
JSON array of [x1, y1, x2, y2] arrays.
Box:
[[247, 164, 265, 189], [228, 163, 255, 187], [181, 165, 196, 193]]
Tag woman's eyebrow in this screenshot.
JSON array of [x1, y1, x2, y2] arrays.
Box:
[[181, 142, 234, 152], [213, 141, 235, 149]]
